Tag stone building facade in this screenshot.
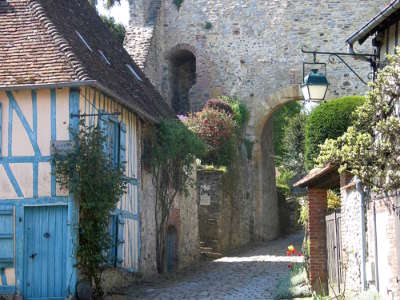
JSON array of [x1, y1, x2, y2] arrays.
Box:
[[125, 0, 385, 243]]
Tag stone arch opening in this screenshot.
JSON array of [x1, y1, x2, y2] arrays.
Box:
[[169, 49, 196, 115], [252, 85, 303, 240]]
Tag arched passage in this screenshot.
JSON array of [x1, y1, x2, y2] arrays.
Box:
[[169, 49, 196, 115], [252, 85, 303, 240]]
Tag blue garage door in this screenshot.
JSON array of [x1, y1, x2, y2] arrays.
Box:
[[23, 206, 68, 300]]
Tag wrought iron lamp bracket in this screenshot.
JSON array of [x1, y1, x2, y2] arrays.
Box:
[[301, 46, 378, 85]]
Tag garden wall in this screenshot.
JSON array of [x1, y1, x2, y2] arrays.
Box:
[[197, 148, 252, 254]]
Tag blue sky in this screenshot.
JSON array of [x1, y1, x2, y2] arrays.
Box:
[[97, 0, 130, 27]]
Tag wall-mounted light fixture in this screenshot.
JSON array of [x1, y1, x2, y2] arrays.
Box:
[[301, 47, 377, 102]]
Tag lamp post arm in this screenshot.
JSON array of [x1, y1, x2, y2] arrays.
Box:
[[331, 54, 368, 85], [301, 47, 378, 85]]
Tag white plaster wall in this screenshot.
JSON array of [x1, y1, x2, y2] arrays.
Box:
[[0, 88, 70, 200]]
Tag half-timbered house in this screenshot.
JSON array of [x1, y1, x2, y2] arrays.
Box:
[[0, 0, 174, 298]]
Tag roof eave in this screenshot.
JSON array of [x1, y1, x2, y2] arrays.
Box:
[[0, 80, 160, 124], [346, 0, 400, 46]]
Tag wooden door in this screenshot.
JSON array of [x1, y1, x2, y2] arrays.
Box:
[[166, 226, 178, 272], [326, 211, 343, 293], [23, 206, 68, 300]]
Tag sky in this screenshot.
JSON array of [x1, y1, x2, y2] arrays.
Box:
[[97, 0, 130, 27]]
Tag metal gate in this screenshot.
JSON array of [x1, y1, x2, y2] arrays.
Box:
[[23, 206, 68, 300], [166, 226, 178, 272], [326, 210, 343, 293]]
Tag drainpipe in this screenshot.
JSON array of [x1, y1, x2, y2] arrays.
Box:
[[356, 178, 367, 291]]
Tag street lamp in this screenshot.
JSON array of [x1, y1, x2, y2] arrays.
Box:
[[300, 47, 377, 102], [301, 69, 329, 102]]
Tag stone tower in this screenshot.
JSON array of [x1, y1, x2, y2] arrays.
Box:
[[125, 0, 385, 243]]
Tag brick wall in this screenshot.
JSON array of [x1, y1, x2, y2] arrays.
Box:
[[308, 188, 328, 292]]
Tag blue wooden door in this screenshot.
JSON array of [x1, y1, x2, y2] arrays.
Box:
[[166, 226, 178, 272], [23, 206, 68, 300]]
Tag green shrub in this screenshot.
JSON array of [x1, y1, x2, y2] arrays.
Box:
[[305, 96, 364, 170]]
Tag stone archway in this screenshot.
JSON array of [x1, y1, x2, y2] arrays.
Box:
[[250, 85, 303, 241]]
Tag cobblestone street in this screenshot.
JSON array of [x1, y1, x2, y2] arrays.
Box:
[[122, 232, 304, 300]]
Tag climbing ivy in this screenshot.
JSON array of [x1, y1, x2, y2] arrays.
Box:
[[53, 121, 127, 297], [145, 119, 205, 273]]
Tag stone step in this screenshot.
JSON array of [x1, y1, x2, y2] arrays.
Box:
[[200, 250, 223, 259]]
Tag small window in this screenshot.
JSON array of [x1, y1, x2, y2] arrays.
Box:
[[98, 50, 111, 65], [75, 31, 93, 52], [126, 64, 143, 81]]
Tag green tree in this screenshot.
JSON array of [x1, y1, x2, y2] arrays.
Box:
[[273, 102, 302, 164], [88, 0, 120, 9], [281, 112, 307, 175], [305, 96, 364, 170], [100, 15, 126, 45], [317, 49, 400, 193], [88, 1, 126, 45]]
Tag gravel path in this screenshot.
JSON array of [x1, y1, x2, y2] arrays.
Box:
[[120, 232, 304, 300]]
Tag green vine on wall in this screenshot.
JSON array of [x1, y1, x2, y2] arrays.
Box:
[[145, 119, 205, 273], [53, 121, 127, 297]]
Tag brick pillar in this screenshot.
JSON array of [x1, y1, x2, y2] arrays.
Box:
[[308, 187, 328, 293]]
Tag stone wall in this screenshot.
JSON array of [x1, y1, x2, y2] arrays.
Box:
[[340, 179, 363, 297], [175, 168, 200, 268], [125, 0, 385, 243], [197, 147, 252, 254]]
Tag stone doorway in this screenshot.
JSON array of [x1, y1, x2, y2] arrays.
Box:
[[169, 49, 196, 115]]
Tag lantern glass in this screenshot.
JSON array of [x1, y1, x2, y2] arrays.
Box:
[[302, 69, 329, 102]]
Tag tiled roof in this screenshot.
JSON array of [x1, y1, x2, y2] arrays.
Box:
[[0, 0, 174, 122]]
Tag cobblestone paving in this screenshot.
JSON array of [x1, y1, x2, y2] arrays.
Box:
[[124, 232, 304, 300]]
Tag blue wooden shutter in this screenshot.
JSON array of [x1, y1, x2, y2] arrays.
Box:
[[119, 123, 126, 167], [0, 208, 14, 290], [117, 214, 125, 266], [116, 123, 127, 267]]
